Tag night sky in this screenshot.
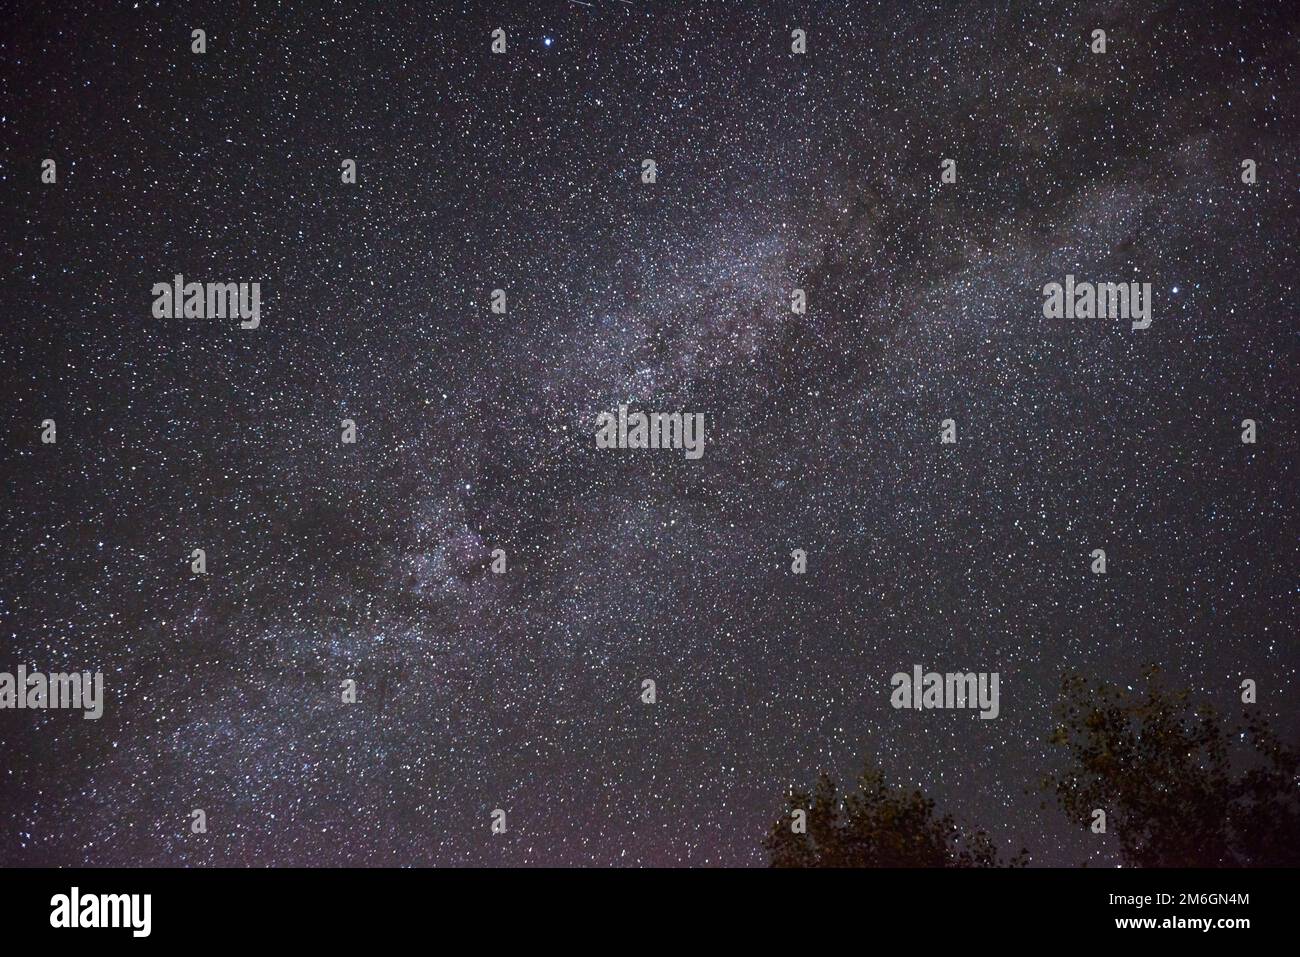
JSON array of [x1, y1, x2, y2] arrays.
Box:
[[1, 0, 1296, 866]]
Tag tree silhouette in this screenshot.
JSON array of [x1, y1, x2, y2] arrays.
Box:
[[765, 765, 1027, 867], [1044, 666, 1300, 867]]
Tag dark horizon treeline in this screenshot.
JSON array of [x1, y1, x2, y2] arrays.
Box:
[[765, 667, 1300, 867]]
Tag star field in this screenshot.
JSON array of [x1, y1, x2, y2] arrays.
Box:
[[0, 0, 1296, 866]]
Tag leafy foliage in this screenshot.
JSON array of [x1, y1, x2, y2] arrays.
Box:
[[765, 765, 1027, 867], [1044, 666, 1300, 867]]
